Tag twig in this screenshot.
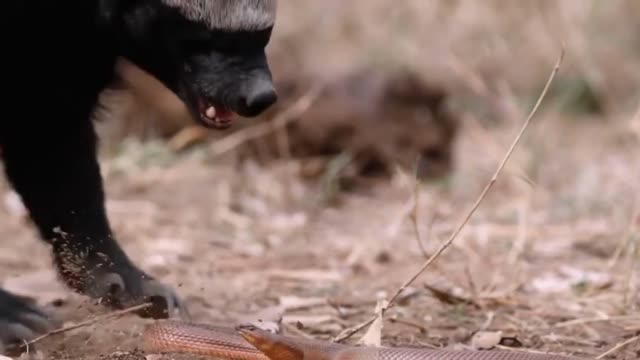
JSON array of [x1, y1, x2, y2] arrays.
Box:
[[21, 303, 152, 349], [333, 46, 565, 343], [608, 194, 639, 268], [623, 231, 639, 310], [606, 192, 640, 310], [507, 193, 533, 266], [596, 334, 640, 359], [464, 264, 480, 305], [409, 155, 429, 258], [208, 84, 325, 157]]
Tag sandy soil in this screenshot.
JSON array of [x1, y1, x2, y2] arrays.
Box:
[[1, 116, 639, 360]]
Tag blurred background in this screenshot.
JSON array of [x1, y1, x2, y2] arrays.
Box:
[[2, 1, 640, 358], [99, 0, 640, 193]]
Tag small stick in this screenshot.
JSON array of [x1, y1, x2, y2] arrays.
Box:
[[334, 46, 565, 343], [596, 334, 640, 359], [409, 155, 429, 258], [386, 45, 565, 313], [623, 228, 638, 310], [507, 194, 532, 266], [464, 264, 480, 305], [21, 303, 152, 349], [608, 194, 639, 268], [608, 104, 640, 268]]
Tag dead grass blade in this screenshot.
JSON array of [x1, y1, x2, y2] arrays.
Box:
[[623, 226, 639, 310], [333, 45, 566, 343], [596, 334, 640, 359], [409, 155, 429, 259], [608, 194, 639, 269]]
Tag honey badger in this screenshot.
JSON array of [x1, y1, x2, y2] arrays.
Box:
[[0, 0, 278, 353]]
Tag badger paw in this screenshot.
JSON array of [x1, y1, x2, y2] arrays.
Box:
[[81, 265, 190, 320], [0, 288, 56, 355], [55, 250, 190, 321]]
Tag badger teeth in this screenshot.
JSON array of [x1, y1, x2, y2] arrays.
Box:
[[205, 106, 216, 119]]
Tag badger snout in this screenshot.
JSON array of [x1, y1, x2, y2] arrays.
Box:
[[183, 52, 278, 128], [235, 76, 278, 117]]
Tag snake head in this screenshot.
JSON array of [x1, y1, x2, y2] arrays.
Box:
[[237, 325, 304, 360]]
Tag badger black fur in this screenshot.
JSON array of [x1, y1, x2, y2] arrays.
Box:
[[0, 0, 278, 353]]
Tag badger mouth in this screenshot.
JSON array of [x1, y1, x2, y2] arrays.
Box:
[[196, 96, 236, 130]]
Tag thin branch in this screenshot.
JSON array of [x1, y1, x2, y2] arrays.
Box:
[[409, 155, 429, 258], [596, 334, 640, 359], [387, 46, 565, 310], [20, 303, 152, 350], [608, 193, 640, 268], [507, 193, 533, 266], [334, 46, 565, 343], [623, 230, 639, 310]]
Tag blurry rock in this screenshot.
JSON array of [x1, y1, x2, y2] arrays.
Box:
[[471, 331, 502, 350], [246, 67, 460, 183]]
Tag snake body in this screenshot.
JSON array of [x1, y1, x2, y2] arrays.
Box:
[[142, 321, 590, 360]]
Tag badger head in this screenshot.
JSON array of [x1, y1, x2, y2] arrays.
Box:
[[105, 0, 279, 129]]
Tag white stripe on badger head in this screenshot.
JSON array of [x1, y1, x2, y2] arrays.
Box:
[[162, 0, 277, 31]]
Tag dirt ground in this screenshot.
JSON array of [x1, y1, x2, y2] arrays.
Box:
[[2, 2, 640, 359], [1, 114, 639, 360]]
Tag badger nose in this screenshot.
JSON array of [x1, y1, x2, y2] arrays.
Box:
[[240, 80, 278, 117]]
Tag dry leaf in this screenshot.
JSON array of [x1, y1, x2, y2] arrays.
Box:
[[357, 299, 387, 347], [471, 330, 503, 350]]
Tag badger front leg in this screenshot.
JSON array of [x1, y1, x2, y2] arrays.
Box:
[[0, 117, 186, 320]]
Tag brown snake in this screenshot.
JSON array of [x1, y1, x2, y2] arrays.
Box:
[[142, 320, 591, 360]]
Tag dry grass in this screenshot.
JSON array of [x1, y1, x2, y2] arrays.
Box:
[[1, 1, 640, 359], [271, 1, 639, 110]]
